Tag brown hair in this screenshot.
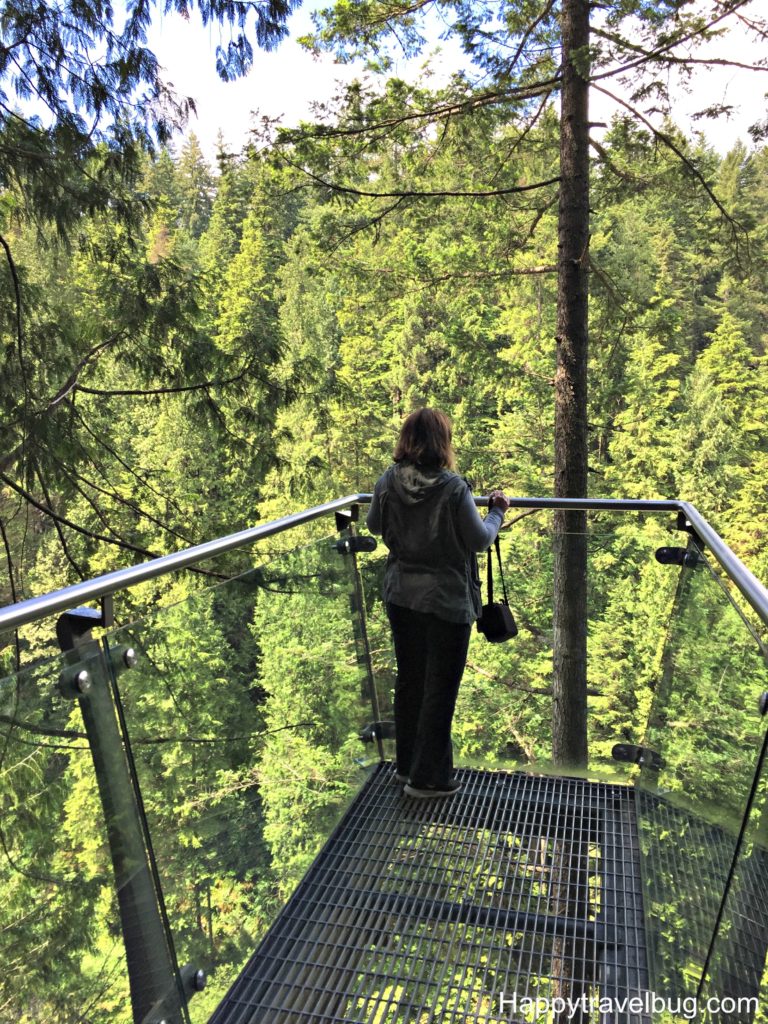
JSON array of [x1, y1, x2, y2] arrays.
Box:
[[393, 408, 456, 470]]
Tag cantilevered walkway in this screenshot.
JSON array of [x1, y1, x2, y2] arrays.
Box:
[[211, 764, 648, 1023], [1, 494, 768, 1022]]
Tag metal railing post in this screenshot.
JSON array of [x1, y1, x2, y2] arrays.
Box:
[[335, 509, 385, 761], [57, 608, 185, 1024]]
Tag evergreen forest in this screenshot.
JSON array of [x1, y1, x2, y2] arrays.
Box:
[[1, 0, 768, 1018]]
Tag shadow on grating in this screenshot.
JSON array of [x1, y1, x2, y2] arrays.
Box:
[[210, 764, 649, 1024]]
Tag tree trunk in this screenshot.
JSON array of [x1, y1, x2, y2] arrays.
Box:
[[553, 0, 590, 771], [550, 7, 591, 1006]]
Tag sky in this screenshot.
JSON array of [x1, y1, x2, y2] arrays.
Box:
[[147, 2, 768, 162]]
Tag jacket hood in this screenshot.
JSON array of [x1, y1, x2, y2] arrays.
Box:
[[390, 462, 454, 505]]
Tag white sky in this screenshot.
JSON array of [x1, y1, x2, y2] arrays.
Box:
[[147, 3, 768, 162]]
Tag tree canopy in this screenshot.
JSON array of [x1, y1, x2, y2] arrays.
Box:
[[0, 0, 300, 237]]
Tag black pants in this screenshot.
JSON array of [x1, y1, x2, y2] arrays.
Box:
[[387, 602, 472, 788]]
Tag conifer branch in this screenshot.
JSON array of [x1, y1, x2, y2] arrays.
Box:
[[500, 508, 545, 530], [346, 0, 435, 30], [639, 55, 767, 73], [590, 2, 761, 84], [3, 454, 226, 583], [488, 91, 555, 188], [591, 83, 749, 261], [425, 264, 557, 283], [731, 8, 768, 37], [32, 459, 87, 580], [279, 80, 562, 145], [72, 358, 296, 399], [0, 713, 312, 746], [0, 234, 29, 455], [0, 468, 161, 560], [282, 159, 561, 199], [68, 404, 189, 519], [334, 260, 556, 283], [589, 255, 629, 310], [0, 518, 19, 607], [327, 196, 409, 253], [73, 370, 251, 398], [45, 334, 127, 410], [42, 450, 196, 547], [0, 715, 84, 741], [0, 517, 21, 672], [509, 0, 558, 68], [0, 234, 24, 379], [589, 138, 646, 183], [519, 196, 558, 245], [48, 460, 142, 546]]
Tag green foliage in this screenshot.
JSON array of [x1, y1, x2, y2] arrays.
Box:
[[0, 0, 298, 184]]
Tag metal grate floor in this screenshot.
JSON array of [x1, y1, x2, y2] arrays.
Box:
[[210, 764, 649, 1023]]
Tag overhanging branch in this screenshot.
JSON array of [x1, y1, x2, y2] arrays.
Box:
[[0, 468, 160, 560], [591, 82, 749, 260], [590, 2, 762, 84], [278, 79, 562, 145], [284, 159, 561, 199]]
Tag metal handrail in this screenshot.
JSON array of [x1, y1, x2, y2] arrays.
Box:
[[677, 502, 768, 634], [0, 494, 766, 634], [0, 494, 365, 633]]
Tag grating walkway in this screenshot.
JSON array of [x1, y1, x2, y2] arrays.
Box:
[[210, 764, 649, 1024]]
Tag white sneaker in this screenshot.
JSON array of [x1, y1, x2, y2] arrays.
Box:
[[404, 779, 461, 799]]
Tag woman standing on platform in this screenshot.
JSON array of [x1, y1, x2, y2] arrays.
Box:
[[366, 408, 510, 799]]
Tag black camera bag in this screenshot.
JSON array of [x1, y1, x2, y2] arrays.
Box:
[[476, 536, 518, 643]]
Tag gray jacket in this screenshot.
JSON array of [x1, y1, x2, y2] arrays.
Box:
[[366, 462, 505, 623]]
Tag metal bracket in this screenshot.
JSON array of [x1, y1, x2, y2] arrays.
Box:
[[55, 610, 172, 1023], [359, 720, 396, 744], [56, 606, 102, 652], [140, 963, 207, 1023], [655, 546, 703, 568], [676, 511, 705, 550], [335, 535, 377, 555], [335, 507, 359, 532], [612, 743, 665, 771], [107, 643, 139, 676], [57, 643, 136, 699], [56, 600, 113, 653], [58, 662, 99, 699]]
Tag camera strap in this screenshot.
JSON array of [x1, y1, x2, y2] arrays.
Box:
[[486, 536, 510, 605]]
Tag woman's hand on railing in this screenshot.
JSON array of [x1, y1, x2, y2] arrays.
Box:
[[488, 490, 511, 512]]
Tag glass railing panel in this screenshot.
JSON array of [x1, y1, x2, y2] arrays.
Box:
[[0, 642, 184, 1022], [5, 498, 764, 1019], [338, 525, 395, 763], [351, 538, 395, 763], [354, 506, 768, 1014], [585, 512, 684, 782], [356, 509, 681, 782], [455, 510, 558, 773], [634, 536, 768, 1008], [351, 508, 682, 1019], [0, 512, 355, 673], [102, 534, 379, 1020], [699, 730, 768, 1023]]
